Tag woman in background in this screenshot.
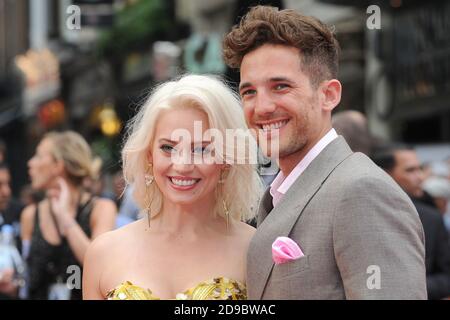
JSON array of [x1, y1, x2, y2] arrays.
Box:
[[21, 131, 117, 300]]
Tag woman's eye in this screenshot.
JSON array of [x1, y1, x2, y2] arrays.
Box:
[[160, 145, 176, 153], [192, 146, 210, 155]]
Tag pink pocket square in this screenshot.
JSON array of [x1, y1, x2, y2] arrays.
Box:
[[272, 236, 304, 265]]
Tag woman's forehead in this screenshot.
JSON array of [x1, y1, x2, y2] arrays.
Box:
[[38, 138, 53, 152], [155, 108, 211, 134]]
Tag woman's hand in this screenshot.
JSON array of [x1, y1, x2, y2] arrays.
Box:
[[48, 178, 77, 236]]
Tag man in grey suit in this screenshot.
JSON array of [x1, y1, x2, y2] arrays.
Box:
[[223, 6, 427, 299]]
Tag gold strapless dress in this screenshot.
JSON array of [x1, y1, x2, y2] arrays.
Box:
[[106, 277, 247, 300]]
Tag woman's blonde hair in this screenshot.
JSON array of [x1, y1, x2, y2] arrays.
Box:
[[44, 131, 101, 186], [122, 74, 263, 222]]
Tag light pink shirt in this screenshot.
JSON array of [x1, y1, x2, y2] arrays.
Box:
[[270, 128, 339, 207]]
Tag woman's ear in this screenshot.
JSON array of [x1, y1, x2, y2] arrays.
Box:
[[220, 164, 231, 171], [320, 79, 342, 112], [53, 159, 65, 176], [147, 151, 153, 165]]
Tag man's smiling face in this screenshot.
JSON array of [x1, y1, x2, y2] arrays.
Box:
[[239, 44, 326, 159]]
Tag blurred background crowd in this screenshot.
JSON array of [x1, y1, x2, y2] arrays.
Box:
[[1, 0, 450, 300]]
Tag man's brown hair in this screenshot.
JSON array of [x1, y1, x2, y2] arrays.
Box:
[[223, 5, 340, 87]]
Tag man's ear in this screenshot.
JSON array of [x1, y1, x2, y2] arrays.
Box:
[[320, 79, 342, 112]]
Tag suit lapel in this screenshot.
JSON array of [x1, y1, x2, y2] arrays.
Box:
[[257, 188, 273, 226], [248, 137, 353, 299]]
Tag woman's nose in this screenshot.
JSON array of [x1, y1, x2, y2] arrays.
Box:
[[172, 161, 195, 173]]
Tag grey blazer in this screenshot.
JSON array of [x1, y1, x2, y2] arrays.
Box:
[[247, 137, 427, 299]]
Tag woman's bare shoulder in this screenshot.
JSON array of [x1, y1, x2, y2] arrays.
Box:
[[21, 203, 37, 221], [232, 221, 256, 243], [88, 219, 143, 256]]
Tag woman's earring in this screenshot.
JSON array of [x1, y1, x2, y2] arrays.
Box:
[[144, 163, 154, 186], [222, 199, 230, 230], [219, 169, 230, 229], [144, 163, 154, 227]]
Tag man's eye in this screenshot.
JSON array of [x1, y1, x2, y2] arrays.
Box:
[[241, 89, 256, 97], [274, 84, 289, 90], [160, 145, 176, 153]]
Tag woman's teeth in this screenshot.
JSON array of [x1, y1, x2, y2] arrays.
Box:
[[261, 120, 288, 131], [170, 178, 198, 186]]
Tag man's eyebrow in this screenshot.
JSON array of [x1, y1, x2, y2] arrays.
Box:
[[269, 77, 294, 83], [239, 77, 294, 91], [239, 82, 252, 92]]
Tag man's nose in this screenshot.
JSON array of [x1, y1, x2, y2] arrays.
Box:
[[254, 90, 277, 117]]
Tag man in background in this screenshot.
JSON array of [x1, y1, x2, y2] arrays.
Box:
[[332, 110, 373, 156], [373, 145, 450, 299], [0, 162, 23, 299]]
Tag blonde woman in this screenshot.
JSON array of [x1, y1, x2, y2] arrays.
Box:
[[21, 131, 117, 300], [83, 74, 263, 300]]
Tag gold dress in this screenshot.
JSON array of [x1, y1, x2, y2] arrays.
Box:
[[106, 277, 247, 300]]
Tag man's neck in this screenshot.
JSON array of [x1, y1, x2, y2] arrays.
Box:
[[278, 146, 312, 177], [278, 127, 332, 176]]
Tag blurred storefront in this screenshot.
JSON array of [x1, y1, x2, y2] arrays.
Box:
[[321, 0, 450, 143], [0, 0, 30, 195], [0, 0, 121, 193], [288, 0, 366, 117]]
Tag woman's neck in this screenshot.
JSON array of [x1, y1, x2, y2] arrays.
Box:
[[47, 179, 82, 210], [152, 197, 225, 239]]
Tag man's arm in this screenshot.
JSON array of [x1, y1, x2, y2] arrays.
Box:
[[333, 175, 427, 299]]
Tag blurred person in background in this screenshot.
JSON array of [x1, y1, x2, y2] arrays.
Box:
[[0, 140, 6, 163], [0, 163, 23, 233], [21, 131, 117, 300], [112, 169, 126, 208], [19, 184, 41, 208], [115, 185, 140, 229], [373, 144, 450, 299], [423, 176, 450, 216], [112, 169, 140, 228], [423, 176, 450, 234], [332, 110, 377, 156], [0, 162, 24, 299]]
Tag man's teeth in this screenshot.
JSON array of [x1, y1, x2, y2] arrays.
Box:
[[171, 178, 197, 186], [261, 121, 288, 131]]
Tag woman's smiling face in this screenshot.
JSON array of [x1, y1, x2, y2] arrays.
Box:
[[150, 107, 224, 207]]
